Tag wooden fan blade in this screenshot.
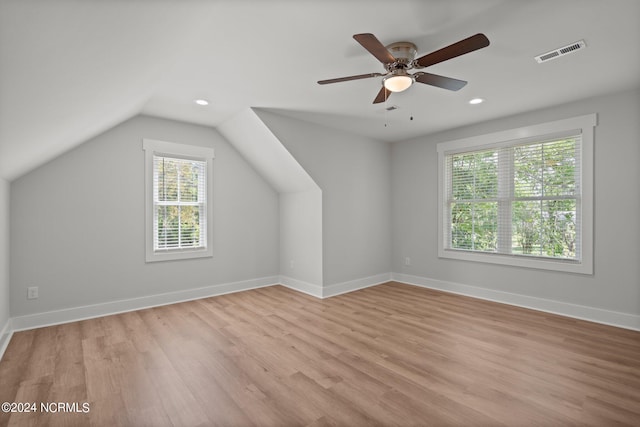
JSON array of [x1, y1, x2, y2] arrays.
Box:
[[373, 86, 392, 104], [353, 33, 396, 64], [415, 33, 490, 68], [318, 72, 384, 85], [414, 72, 467, 91]]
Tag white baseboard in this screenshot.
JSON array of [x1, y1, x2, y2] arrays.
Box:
[[11, 276, 280, 332], [278, 275, 323, 298], [5, 271, 637, 363], [323, 273, 391, 298], [4, 272, 385, 358], [279, 272, 391, 298], [0, 317, 13, 361], [392, 272, 640, 332]]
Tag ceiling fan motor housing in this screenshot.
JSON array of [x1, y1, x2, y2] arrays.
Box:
[[385, 42, 418, 69], [382, 42, 418, 92]]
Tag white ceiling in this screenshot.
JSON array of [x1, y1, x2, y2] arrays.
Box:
[[1, 0, 639, 181]]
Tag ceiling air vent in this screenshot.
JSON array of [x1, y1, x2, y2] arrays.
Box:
[[534, 40, 586, 63]]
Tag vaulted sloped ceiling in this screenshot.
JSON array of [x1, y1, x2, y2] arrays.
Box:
[[218, 108, 319, 194], [1, 0, 639, 181], [0, 1, 218, 180]]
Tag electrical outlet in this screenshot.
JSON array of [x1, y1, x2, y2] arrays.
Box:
[[27, 286, 39, 300], [404, 257, 411, 266]]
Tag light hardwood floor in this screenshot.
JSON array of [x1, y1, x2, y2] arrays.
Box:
[[1, 282, 639, 426]]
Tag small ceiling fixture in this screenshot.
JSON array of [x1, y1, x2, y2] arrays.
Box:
[[469, 98, 484, 105], [194, 99, 209, 106]]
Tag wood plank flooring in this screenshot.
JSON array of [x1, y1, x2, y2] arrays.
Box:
[[1, 282, 639, 426]]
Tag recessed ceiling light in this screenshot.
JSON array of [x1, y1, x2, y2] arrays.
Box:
[[194, 99, 209, 106], [469, 98, 484, 105]]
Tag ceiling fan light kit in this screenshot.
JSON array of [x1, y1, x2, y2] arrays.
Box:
[[318, 33, 490, 104], [383, 70, 413, 92]]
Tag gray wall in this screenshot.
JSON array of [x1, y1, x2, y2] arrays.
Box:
[[280, 190, 323, 287], [10, 115, 279, 317], [391, 88, 640, 316], [7, 89, 639, 324], [218, 108, 323, 289], [257, 111, 392, 286], [0, 178, 9, 331]]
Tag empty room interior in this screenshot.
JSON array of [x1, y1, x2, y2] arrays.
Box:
[[1, 0, 639, 425]]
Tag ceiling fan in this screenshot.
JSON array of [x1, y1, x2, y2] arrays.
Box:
[[318, 33, 490, 104]]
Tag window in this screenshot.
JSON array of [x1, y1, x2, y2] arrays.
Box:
[[143, 139, 214, 262], [437, 114, 596, 274]]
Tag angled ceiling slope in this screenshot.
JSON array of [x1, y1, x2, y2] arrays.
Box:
[[218, 108, 319, 194], [1, 1, 639, 181], [0, 1, 217, 180]]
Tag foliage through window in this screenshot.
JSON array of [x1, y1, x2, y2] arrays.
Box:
[[143, 139, 214, 262], [437, 114, 595, 274], [153, 156, 206, 251], [446, 138, 580, 259]]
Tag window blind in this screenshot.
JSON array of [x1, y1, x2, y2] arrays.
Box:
[[152, 155, 207, 251], [444, 134, 581, 260]]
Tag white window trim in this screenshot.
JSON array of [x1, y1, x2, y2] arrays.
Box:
[[143, 139, 214, 262], [437, 113, 596, 274]]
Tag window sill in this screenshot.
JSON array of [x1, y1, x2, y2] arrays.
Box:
[[146, 247, 213, 263], [438, 248, 592, 275]]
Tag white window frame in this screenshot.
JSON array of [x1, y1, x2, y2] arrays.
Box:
[[437, 114, 596, 274], [143, 139, 214, 262]]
